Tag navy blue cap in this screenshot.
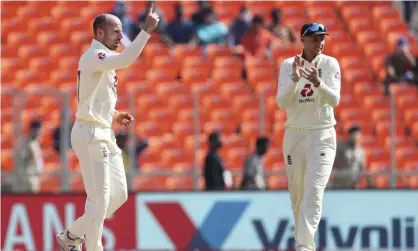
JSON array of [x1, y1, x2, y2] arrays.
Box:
[[301, 22, 329, 37]]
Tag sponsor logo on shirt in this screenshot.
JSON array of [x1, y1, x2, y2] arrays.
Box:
[[299, 83, 315, 103], [334, 71, 340, 80], [301, 83, 314, 97], [98, 52, 106, 61]]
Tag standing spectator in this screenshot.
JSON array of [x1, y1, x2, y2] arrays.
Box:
[[110, 1, 136, 40], [240, 15, 277, 57], [403, 1, 418, 26], [165, 3, 195, 44], [384, 37, 418, 95], [241, 137, 270, 190], [268, 8, 296, 46], [191, 1, 211, 26], [203, 132, 226, 190], [15, 120, 44, 193], [194, 8, 228, 45], [228, 6, 253, 46], [52, 112, 74, 154], [115, 132, 148, 175], [331, 126, 366, 189]]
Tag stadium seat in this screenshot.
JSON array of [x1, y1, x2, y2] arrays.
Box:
[[268, 176, 288, 189]]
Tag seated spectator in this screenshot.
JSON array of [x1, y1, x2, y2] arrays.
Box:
[[194, 8, 228, 46], [384, 37, 418, 95], [228, 6, 253, 46], [165, 3, 195, 44], [138, 0, 166, 33], [241, 137, 269, 190], [240, 15, 277, 57], [331, 126, 367, 189], [15, 120, 44, 193], [191, 1, 211, 26], [268, 8, 296, 46], [110, 1, 136, 40], [204, 132, 226, 190], [115, 132, 148, 175]]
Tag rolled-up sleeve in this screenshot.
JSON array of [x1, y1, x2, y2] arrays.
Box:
[[83, 30, 151, 71], [276, 60, 298, 109], [316, 58, 341, 108]]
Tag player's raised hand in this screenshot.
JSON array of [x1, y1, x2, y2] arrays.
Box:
[[143, 1, 160, 34], [292, 55, 304, 83], [300, 61, 321, 87]]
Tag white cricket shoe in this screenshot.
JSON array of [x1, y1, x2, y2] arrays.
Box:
[[56, 230, 83, 251]]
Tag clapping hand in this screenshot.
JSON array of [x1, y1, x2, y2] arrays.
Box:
[[292, 55, 304, 83], [300, 61, 321, 87]]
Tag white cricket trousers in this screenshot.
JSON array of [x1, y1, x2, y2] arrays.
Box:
[[282, 126, 337, 251], [69, 121, 128, 251]]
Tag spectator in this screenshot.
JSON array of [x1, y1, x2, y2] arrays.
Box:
[[240, 15, 277, 57], [191, 1, 211, 26], [331, 126, 366, 189], [241, 137, 270, 190], [194, 8, 228, 45], [115, 132, 148, 175], [165, 3, 195, 44], [403, 1, 418, 26], [138, 0, 166, 34], [15, 120, 44, 193], [52, 113, 74, 154], [204, 132, 226, 190], [268, 8, 296, 46], [384, 36, 418, 95], [110, 1, 136, 40], [228, 6, 253, 46]]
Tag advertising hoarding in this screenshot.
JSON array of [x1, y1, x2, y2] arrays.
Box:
[[1, 194, 137, 251], [1, 191, 417, 250], [137, 191, 418, 250]]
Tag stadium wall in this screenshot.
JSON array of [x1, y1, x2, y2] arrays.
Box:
[[1, 191, 417, 251]]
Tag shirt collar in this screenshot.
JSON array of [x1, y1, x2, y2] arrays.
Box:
[[91, 39, 113, 53], [299, 51, 322, 65]]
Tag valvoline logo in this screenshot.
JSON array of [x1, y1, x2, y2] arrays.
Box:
[[145, 201, 249, 250]]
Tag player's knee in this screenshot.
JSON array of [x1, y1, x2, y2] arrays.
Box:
[[114, 183, 128, 206]]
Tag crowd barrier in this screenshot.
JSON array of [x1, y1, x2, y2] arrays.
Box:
[[1, 191, 417, 251]]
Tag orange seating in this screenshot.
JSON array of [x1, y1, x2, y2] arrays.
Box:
[[2, 1, 417, 191], [404, 108, 418, 128], [1, 149, 13, 172], [39, 174, 61, 193], [268, 176, 288, 189]]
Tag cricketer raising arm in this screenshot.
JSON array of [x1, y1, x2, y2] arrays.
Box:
[[276, 22, 341, 251], [56, 5, 159, 251]]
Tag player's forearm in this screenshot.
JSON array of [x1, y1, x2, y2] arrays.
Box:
[[316, 81, 340, 108], [276, 80, 298, 109], [113, 30, 151, 69]]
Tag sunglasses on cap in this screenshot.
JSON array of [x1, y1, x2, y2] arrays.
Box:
[[301, 23, 329, 37]]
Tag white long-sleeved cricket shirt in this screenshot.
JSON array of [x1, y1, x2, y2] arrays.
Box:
[[75, 30, 150, 128], [276, 54, 341, 129]]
